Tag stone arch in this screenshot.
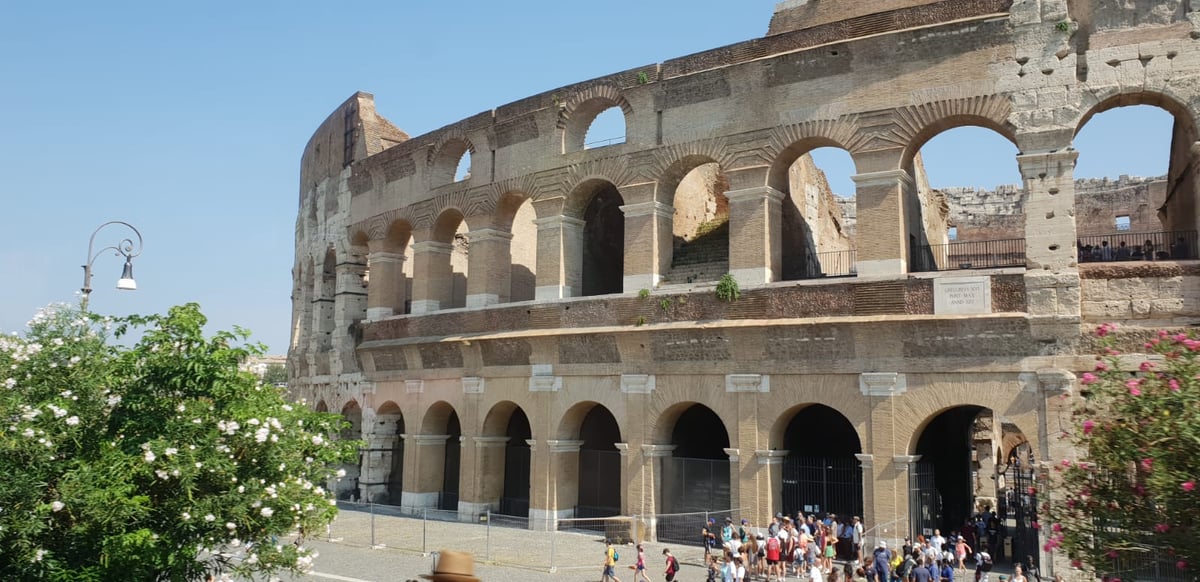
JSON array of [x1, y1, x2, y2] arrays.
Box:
[[558, 401, 624, 517], [480, 401, 533, 516], [895, 95, 1016, 169], [768, 136, 859, 194], [429, 132, 476, 187], [420, 400, 459, 434], [336, 400, 364, 500], [418, 400, 462, 511], [771, 404, 864, 522], [558, 85, 634, 153], [315, 399, 329, 412], [1076, 90, 1200, 233], [365, 401, 406, 504], [656, 402, 732, 513], [658, 155, 731, 284], [494, 191, 538, 302], [429, 208, 470, 309], [565, 178, 625, 296]]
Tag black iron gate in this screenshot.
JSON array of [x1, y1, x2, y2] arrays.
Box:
[[577, 449, 621, 517], [439, 439, 461, 511], [499, 445, 531, 516], [909, 461, 941, 539], [1001, 459, 1039, 568], [781, 456, 863, 519], [661, 456, 731, 513]]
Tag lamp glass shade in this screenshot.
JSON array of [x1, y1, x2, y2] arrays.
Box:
[[116, 259, 137, 291]]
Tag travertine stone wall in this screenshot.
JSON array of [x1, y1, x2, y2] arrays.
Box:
[[290, 3, 1200, 576]]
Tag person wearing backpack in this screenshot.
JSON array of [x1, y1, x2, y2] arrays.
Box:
[[766, 527, 782, 582], [603, 539, 623, 582], [974, 550, 992, 582], [894, 551, 916, 582], [662, 548, 680, 582]]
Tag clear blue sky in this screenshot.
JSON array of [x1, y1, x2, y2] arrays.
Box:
[[0, 2, 1173, 352]]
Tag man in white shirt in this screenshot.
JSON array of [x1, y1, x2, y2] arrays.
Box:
[[930, 529, 946, 555]]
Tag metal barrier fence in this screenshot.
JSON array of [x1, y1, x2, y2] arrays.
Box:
[[912, 238, 1027, 272], [1105, 544, 1192, 582], [799, 250, 857, 279], [1078, 229, 1198, 262], [325, 502, 725, 572]]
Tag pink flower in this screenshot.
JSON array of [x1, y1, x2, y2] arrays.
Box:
[[1071, 560, 1082, 568], [1139, 361, 1156, 371], [1141, 458, 1154, 471], [1183, 481, 1195, 492], [1170, 378, 1181, 392], [1160, 330, 1170, 338], [1052, 523, 1063, 532], [1126, 378, 1142, 396], [1178, 561, 1188, 570], [1081, 373, 1099, 385], [1097, 323, 1115, 337], [1095, 360, 1109, 371], [1107, 550, 1119, 559], [1175, 333, 1188, 342], [1156, 523, 1171, 533], [1185, 340, 1200, 351], [1083, 419, 1096, 435]]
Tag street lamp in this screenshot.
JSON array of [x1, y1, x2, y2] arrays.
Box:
[[80, 221, 144, 311]]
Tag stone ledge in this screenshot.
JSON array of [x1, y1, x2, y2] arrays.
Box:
[[1079, 260, 1200, 279]]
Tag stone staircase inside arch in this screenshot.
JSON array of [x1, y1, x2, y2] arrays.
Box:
[[662, 222, 730, 285]]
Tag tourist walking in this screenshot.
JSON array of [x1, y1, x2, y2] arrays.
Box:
[[602, 539, 623, 582]]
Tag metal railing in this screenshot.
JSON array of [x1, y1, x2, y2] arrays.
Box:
[[912, 238, 1026, 272], [799, 249, 857, 279], [1078, 229, 1198, 262], [584, 136, 626, 149]]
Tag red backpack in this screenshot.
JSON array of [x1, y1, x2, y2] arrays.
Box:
[[767, 537, 781, 555]]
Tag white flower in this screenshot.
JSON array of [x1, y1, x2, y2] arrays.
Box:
[[106, 394, 122, 407], [225, 522, 236, 530], [336, 468, 346, 478], [260, 507, 274, 518], [32, 548, 46, 562], [60, 390, 72, 398], [237, 485, 245, 493], [164, 447, 178, 456], [144, 450, 156, 463], [176, 404, 186, 412], [247, 418, 261, 426], [155, 469, 169, 480], [22, 428, 34, 438], [68, 356, 80, 364], [65, 416, 79, 426], [50, 501, 64, 512], [181, 512, 191, 521], [3, 378, 14, 389], [204, 514, 215, 522], [255, 427, 270, 443], [311, 435, 324, 446]]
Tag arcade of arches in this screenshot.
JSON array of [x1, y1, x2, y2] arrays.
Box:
[[292, 3, 1200, 577]]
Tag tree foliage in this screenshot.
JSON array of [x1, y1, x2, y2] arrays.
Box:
[[0, 303, 359, 581], [261, 363, 288, 386], [1046, 324, 1200, 579]]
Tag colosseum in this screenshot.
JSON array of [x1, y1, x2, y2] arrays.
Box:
[[289, 1, 1200, 575]]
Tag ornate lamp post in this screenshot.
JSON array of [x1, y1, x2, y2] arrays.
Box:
[[80, 221, 144, 311]]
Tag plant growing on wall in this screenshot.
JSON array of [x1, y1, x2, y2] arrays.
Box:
[[0, 303, 359, 581], [1044, 324, 1200, 577], [638, 288, 651, 300], [637, 71, 651, 85], [715, 274, 740, 303]]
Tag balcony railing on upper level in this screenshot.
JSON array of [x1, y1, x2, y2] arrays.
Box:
[[798, 249, 857, 279], [1078, 230, 1198, 262], [911, 238, 1026, 272]]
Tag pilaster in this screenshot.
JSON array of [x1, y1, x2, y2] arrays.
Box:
[[365, 242, 406, 320], [465, 228, 514, 308], [410, 241, 454, 314], [1018, 148, 1081, 341], [756, 449, 789, 521], [725, 186, 785, 285], [852, 170, 912, 276], [620, 198, 673, 291], [533, 215, 585, 300]]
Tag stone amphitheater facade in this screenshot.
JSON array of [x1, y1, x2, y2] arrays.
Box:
[[289, 1, 1200, 573]]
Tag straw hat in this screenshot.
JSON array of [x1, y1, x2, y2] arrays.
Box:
[[421, 550, 481, 582]]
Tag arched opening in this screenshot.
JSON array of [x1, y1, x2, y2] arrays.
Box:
[[662, 404, 731, 514], [433, 209, 469, 310], [910, 406, 1035, 567], [906, 124, 1022, 272], [367, 402, 405, 505], [420, 402, 462, 512], [379, 220, 415, 315], [454, 150, 471, 182], [576, 404, 622, 517], [1075, 101, 1191, 261], [779, 147, 858, 280], [664, 157, 730, 285], [577, 180, 625, 296], [497, 193, 538, 303], [337, 401, 363, 501], [779, 404, 862, 556], [500, 408, 532, 516], [585, 106, 627, 149], [315, 400, 329, 412]]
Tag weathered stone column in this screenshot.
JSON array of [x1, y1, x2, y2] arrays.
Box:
[[548, 439, 586, 525], [642, 444, 676, 540], [893, 455, 922, 541], [465, 228, 514, 308], [725, 186, 785, 285], [365, 241, 406, 320], [358, 407, 404, 504], [1018, 148, 1081, 340], [400, 434, 450, 510], [410, 241, 454, 314], [728, 373, 768, 519], [620, 198, 673, 291], [1026, 368, 1076, 579], [533, 215, 585, 300], [463, 436, 508, 517], [860, 372, 908, 547], [756, 450, 789, 522], [852, 170, 912, 276], [855, 454, 875, 537]]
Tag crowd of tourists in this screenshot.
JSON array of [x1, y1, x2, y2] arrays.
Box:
[[592, 511, 1057, 582]]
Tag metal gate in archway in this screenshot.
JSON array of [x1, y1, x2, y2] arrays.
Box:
[[781, 456, 863, 519], [1001, 460, 1039, 567], [909, 461, 941, 538], [661, 456, 731, 513]]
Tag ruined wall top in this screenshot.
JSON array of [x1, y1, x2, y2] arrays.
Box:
[[767, 0, 950, 36]]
